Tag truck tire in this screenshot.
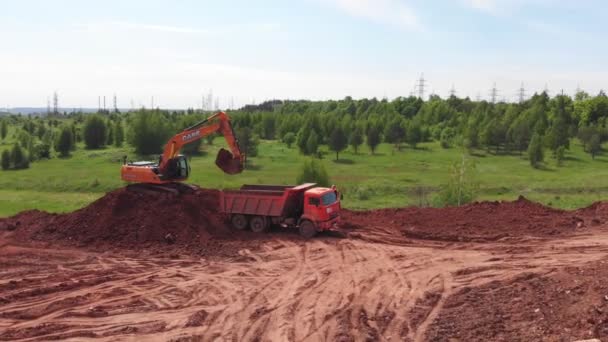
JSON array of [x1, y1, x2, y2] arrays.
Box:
[[250, 216, 269, 233], [299, 220, 317, 239], [231, 214, 248, 230]]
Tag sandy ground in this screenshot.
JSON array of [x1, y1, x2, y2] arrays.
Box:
[[2, 224, 608, 342]]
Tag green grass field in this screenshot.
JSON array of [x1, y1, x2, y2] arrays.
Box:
[[1, 138, 608, 217]]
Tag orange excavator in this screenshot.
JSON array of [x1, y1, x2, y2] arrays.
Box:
[[121, 111, 244, 193]]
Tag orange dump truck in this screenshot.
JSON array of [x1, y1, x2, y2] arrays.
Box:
[[219, 183, 341, 238]]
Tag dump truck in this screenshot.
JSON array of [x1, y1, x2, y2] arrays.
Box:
[[219, 183, 341, 238]]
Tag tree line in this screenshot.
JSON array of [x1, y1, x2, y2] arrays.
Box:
[[2, 90, 608, 171]]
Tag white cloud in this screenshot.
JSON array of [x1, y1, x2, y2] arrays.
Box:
[[323, 0, 422, 31]]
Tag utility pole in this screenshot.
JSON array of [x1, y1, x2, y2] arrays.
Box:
[[518, 82, 526, 103], [490, 83, 498, 104]]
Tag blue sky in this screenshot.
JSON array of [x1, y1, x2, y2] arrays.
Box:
[[1, 0, 606, 108]]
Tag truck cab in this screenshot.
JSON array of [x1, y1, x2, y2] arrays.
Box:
[[301, 186, 341, 230]]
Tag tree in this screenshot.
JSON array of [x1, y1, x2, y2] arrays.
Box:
[[56, 126, 74, 157], [10, 143, 29, 169], [128, 110, 172, 155], [106, 123, 114, 146], [1, 150, 9, 170], [296, 158, 330, 187], [328, 126, 348, 160], [236, 127, 259, 158], [349, 127, 364, 154], [114, 121, 124, 147], [528, 133, 544, 168], [0, 120, 7, 140], [439, 127, 455, 149], [589, 134, 601, 159], [282, 132, 296, 148], [366, 126, 381, 154], [306, 131, 319, 156], [384, 118, 405, 150], [83, 115, 107, 149], [405, 121, 422, 148]]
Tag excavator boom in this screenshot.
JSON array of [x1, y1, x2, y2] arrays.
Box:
[[121, 111, 244, 186]]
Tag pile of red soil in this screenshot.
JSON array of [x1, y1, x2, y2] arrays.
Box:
[[426, 259, 608, 341], [343, 196, 590, 242], [0, 188, 249, 256]]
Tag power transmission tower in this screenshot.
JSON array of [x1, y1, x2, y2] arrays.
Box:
[[416, 73, 426, 99], [449, 84, 456, 98], [103, 96, 106, 112], [490, 83, 498, 104], [98, 96, 101, 111], [518, 82, 526, 103], [113, 94, 118, 112], [543, 83, 550, 96], [53, 91, 59, 116], [475, 92, 481, 102], [47, 97, 51, 116]]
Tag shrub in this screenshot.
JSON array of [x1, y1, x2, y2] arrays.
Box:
[[296, 158, 330, 187], [83, 115, 108, 149], [434, 155, 477, 207], [10, 143, 29, 169], [56, 126, 74, 157], [282, 132, 296, 148]]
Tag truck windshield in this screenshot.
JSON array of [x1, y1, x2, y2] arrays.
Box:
[[321, 192, 337, 205]]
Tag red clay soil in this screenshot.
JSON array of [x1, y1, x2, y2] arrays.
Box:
[[343, 196, 592, 242], [0, 188, 256, 257], [425, 258, 608, 342]]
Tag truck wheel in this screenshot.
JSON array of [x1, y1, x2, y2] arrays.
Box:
[[299, 220, 317, 239], [231, 214, 248, 230], [250, 216, 268, 233]]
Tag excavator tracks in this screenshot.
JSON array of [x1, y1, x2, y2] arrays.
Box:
[[126, 182, 199, 196]]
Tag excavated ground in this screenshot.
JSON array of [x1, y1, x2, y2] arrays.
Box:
[[2, 188, 608, 341]]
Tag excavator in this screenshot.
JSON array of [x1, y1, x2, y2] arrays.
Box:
[[121, 111, 244, 194]]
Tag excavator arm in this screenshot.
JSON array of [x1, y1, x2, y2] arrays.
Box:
[[158, 111, 244, 175], [120, 111, 244, 187]]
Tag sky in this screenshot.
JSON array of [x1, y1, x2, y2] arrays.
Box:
[[1, 0, 607, 109]]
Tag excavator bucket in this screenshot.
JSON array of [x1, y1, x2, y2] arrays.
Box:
[[215, 148, 244, 175]]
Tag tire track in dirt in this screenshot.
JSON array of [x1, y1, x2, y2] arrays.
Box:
[[3, 229, 608, 341]]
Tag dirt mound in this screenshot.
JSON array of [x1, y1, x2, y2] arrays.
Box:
[[0, 188, 248, 256], [343, 196, 587, 242], [426, 258, 608, 341]]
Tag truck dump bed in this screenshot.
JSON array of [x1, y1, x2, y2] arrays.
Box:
[[219, 183, 317, 217]]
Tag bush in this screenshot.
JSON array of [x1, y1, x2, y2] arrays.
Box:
[[296, 158, 330, 187], [10, 143, 29, 169], [282, 132, 296, 148], [128, 110, 172, 155], [83, 115, 107, 149], [434, 155, 477, 207], [36, 142, 51, 159], [56, 126, 74, 157], [1, 150, 9, 170]]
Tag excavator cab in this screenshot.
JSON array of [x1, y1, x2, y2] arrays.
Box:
[[164, 155, 190, 180]]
